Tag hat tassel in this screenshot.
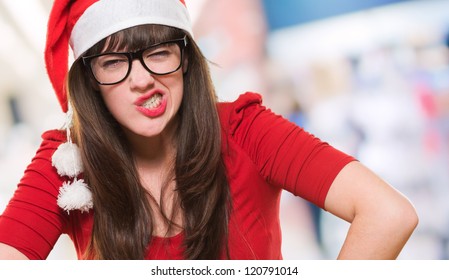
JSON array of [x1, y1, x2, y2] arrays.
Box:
[[52, 106, 93, 213]]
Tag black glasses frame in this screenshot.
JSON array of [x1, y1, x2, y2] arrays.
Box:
[[82, 36, 188, 85]]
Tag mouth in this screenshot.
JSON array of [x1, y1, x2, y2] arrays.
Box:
[[134, 90, 167, 118], [141, 93, 163, 109], [135, 90, 164, 107]]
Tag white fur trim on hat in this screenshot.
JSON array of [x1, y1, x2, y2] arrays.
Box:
[[70, 0, 193, 59]]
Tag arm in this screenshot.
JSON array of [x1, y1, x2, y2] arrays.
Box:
[[0, 130, 69, 260], [220, 94, 417, 259], [324, 161, 418, 259], [0, 243, 29, 260]]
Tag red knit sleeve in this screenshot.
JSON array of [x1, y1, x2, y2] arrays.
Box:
[[0, 130, 69, 259], [219, 92, 355, 209]]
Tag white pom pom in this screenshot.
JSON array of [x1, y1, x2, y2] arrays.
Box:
[[57, 178, 93, 213], [52, 142, 83, 177]]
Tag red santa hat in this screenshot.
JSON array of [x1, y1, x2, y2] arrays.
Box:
[[45, 0, 192, 112]]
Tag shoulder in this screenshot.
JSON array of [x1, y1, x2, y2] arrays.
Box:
[[41, 129, 67, 144], [26, 129, 67, 178], [36, 129, 67, 157], [16, 129, 69, 210], [217, 92, 265, 135], [217, 92, 263, 112]]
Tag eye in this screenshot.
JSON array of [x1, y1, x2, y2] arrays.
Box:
[[146, 48, 171, 60], [144, 44, 177, 61], [96, 55, 128, 70]]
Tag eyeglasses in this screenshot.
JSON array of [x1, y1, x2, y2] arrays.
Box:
[[82, 36, 188, 85]]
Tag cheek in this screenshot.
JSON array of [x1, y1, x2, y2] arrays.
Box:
[[100, 91, 113, 109], [99, 89, 126, 117]]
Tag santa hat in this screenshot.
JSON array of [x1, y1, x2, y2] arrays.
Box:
[[45, 0, 193, 112], [46, 0, 192, 212]]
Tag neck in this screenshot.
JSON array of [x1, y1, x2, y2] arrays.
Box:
[[129, 134, 175, 167], [124, 120, 178, 168], [123, 123, 182, 237]]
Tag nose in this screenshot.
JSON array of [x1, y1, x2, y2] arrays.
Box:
[[128, 59, 155, 90]]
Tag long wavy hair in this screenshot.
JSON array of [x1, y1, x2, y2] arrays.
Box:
[[67, 25, 230, 259]]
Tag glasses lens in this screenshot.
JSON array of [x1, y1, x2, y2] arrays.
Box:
[[90, 54, 129, 85], [142, 42, 182, 75]]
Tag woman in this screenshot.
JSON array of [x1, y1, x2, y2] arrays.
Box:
[[0, 0, 417, 260]]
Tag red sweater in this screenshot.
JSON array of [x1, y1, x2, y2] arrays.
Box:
[[0, 93, 354, 259]]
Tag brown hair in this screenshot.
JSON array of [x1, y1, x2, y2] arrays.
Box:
[[67, 25, 230, 259]]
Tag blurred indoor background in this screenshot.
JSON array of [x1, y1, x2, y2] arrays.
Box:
[[1, 0, 449, 259]]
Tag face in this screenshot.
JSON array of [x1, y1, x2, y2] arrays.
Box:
[[97, 43, 186, 141]]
